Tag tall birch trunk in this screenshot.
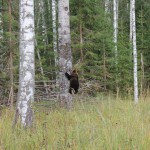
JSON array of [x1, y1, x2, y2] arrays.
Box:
[[130, 0, 133, 42], [40, 0, 48, 44], [13, 0, 35, 127], [58, 0, 72, 109], [113, 0, 119, 95], [113, 0, 118, 63], [52, 0, 59, 84], [131, 0, 138, 103]]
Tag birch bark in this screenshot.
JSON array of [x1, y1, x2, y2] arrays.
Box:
[[130, 0, 133, 42], [113, 0, 118, 63], [131, 0, 138, 103], [52, 0, 59, 83], [14, 0, 35, 127], [58, 0, 72, 109], [113, 0, 119, 96]]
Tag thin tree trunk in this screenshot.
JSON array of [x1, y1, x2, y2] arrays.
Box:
[[52, 0, 59, 84], [40, 0, 48, 45], [130, 0, 133, 42], [8, 0, 13, 109], [131, 0, 138, 103], [113, 0, 119, 96], [58, 0, 73, 109], [113, 0, 118, 63], [13, 0, 35, 128]]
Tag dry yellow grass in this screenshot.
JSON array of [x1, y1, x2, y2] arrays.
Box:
[[0, 96, 150, 150]]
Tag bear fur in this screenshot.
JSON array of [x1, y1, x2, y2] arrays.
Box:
[[65, 70, 79, 94]]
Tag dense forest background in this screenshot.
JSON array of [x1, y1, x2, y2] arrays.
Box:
[[0, 0, 150, 103]]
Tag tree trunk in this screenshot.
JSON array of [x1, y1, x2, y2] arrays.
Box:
[[58, 0, 73, 109], [113, 0, 118, 63], [131, 0, 138, 103], [40, 0, 48, 45], [52, 0, 59, 84], [8, 0, 14, 109], [113, 0, 119, 95], [130, 0, 133, 42], [13, 0, 35, 128]]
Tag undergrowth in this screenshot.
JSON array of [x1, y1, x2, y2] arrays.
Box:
[[0, 96, 150, 150]]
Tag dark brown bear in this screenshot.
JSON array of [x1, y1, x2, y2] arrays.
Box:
[[65, 70, 79, 94]]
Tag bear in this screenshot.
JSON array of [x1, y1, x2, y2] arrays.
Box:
[[65, 70, 79, 94]]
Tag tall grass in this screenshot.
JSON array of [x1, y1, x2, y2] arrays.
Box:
[[0, 96, 150, 150]]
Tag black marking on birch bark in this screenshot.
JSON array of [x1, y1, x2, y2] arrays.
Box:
[[64, 7, 68, 11]]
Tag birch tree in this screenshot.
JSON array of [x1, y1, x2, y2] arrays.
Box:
[[130, 0, 133, 42], [113, 0, 118, 64], [113, 0, 119, 95], [13, 0, 35, 127], [52, 0, 59, 83], [58, 0, 72, 109], [130, 0, 138, 103]]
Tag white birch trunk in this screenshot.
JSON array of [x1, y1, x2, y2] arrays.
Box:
[[113, 0, 119, 95], [58, 0, 72, 109], [113, 0, 118, 64], [131, 0, 138, 103], [15, 0, 35, 127], [130, 0, 133, 42], [38, 0, 48, 45], [52, 0, 59, 84]]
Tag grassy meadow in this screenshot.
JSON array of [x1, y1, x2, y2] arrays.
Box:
[[0, 95, 150, 150]]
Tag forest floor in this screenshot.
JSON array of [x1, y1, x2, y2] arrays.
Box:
[[0, 95, 150, 150]]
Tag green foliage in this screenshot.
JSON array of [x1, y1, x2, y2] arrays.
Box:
[[136, 0, 150, 89], [70, 0, 116, 91], [1, 0, 150, 98]]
